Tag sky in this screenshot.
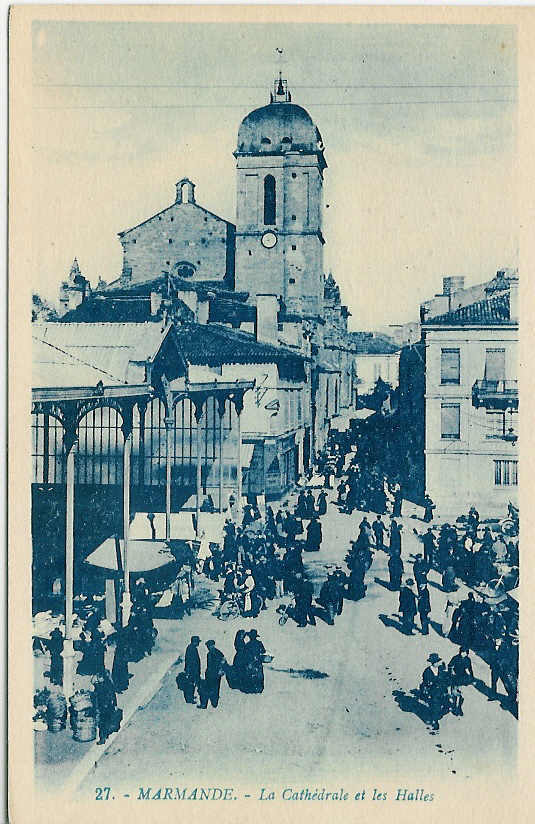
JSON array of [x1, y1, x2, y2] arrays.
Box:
[[31, 22, 517, 330]]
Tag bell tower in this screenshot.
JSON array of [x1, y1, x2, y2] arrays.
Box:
[[234, 77, 327, 318]]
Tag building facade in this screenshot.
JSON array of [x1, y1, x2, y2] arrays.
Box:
[[423, 282, 518, 517]]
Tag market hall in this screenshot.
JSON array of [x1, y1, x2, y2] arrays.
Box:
[[32, 321, 254, 698]]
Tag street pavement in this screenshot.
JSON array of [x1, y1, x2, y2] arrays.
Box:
[[76, 492, 517, 798]]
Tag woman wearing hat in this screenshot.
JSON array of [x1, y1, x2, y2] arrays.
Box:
[[241, 630, 266, 694], [421, 653, 446, 731], [398, 579, 418, 635]]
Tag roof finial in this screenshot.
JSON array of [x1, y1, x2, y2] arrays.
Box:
[[273, 48, 291, 102]]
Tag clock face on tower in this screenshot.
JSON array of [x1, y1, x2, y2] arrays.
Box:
[[261, 230, 278, 249]]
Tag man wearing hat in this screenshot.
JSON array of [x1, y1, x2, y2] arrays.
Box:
[[183, 636, 201, 704], [398, 579, 418, 635], [199, 640, 226, 709], [417, 584, 432, 635]]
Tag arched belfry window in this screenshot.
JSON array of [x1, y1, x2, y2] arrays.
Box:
[[264, 174, 276, 225]]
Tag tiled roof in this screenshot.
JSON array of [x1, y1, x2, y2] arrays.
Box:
[[102, 274, 247, 302], [172, 323, 307, 375], [349, 332, 400, 354], [424, 292, 513, 326]]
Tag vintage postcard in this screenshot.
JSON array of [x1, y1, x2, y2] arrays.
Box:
[[8, 4, 535, 824]]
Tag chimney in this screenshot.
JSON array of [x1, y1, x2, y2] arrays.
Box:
[[256, 294, 279, 345], [509, 282, 518, 322], [150, 292, 162, 316], [442, 276, 465, 297], [196, 295, 210, 325]]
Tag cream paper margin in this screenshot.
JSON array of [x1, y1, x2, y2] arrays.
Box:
[[8, 4, 535, 823]]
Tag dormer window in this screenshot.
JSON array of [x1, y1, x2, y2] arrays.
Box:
[[281, 136, 292, 145]]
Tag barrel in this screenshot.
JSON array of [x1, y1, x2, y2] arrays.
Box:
[[70, 692, 92, 713], [47, 717, 65, 733], [73, 717, 96, 742]]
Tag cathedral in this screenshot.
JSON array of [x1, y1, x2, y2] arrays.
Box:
[[38, 76, 357, 511]]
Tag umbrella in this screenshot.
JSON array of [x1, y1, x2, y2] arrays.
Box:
[[85, 537, 176, 572], [506, 587, 519, 603]]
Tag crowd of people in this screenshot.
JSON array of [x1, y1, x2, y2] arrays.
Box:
[[40, 429, 519, 745]]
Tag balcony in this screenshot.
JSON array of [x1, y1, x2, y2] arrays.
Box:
[[472, 379, 518, 411]]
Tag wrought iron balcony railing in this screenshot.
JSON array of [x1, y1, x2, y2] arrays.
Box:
[[472, 379, 518, 411]]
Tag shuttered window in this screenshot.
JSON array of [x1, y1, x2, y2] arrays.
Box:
[[494, 460, 518, 486], [440, 348, 460, 384], [485, 348, 506, 382], [441, 403, 460, 439]]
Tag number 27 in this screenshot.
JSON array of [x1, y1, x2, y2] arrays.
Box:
[[95, 787, 111, 801]]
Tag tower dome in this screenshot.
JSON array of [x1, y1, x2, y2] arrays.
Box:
[[236, 76, 325, 166]]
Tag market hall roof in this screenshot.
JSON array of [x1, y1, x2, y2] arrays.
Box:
[[423, 292, 514, 327], [32, 322, 171, 388], [33, 319, 308, 389]]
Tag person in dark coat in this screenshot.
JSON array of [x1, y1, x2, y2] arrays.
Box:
[[318, 574, 339, 625], [228, 629, 247, 690], [241, 630, 266, 694], [48, 628, 64, 687], [284, 512, 302, 545], [413, 554, 430, 593], [93, 670, 119, 745], [199, 640, 226, 709], [332, 567, 347, 614], [421, 653, 446, 730], [317, 490, 328, 516], [442, 564, 457, 592], [347, 557, 366, 601], [388, 552, 404, 591], [305, 489, 316, 519], [372, 515, 386, 550], [421, 529, 436, 567], [417, 585, 431, 635], [305, 517, 322, 552], [183, 636, 201, 704], [447, 648, 473, 716], [296, 490, 308, 519], [448, 647, 474, 686], [389, 520, 402, 556], [422, 493, 436, 523], [111, 627, 131, 693], [293, 575, 316, 627], [398, 579, 417, 634]]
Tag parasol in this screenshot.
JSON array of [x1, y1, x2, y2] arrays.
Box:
[[85, 537, 176, 572]]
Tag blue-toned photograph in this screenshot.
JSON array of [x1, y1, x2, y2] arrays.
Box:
[[28, 17, 518, 801]]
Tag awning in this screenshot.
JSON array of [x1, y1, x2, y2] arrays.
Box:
[[352, 408, 376, 420], [129, 511, 196, 541], [330, 415, 351, 432], [85, 538, 176, 572]]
